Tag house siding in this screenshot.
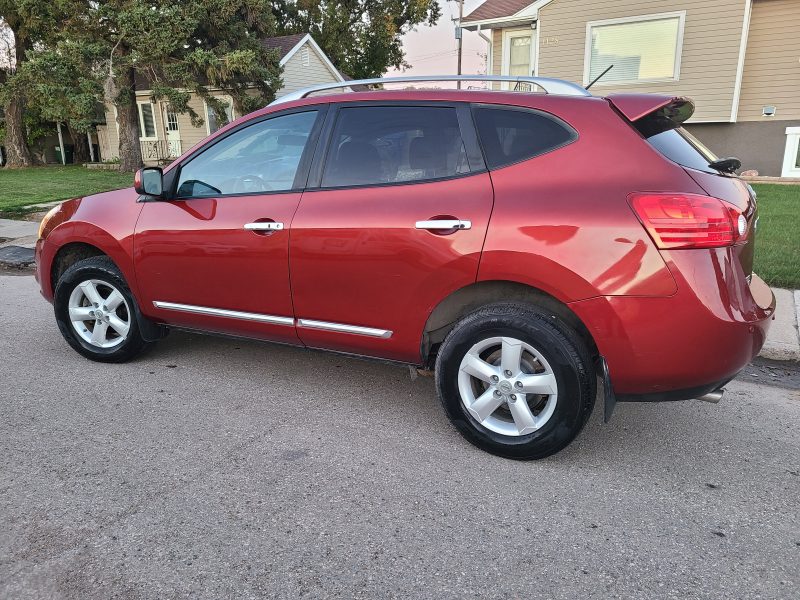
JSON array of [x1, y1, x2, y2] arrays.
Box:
[[275, 42, 342, 98], [534, 0, 748, 122], [737, 0, 800, 121]]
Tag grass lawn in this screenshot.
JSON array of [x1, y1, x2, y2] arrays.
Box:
[[0, 165, 133, 213], [0, 167, 797, 287], [751, 184, 800, 289]]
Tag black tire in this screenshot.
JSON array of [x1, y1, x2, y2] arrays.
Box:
[[435, 303, 595, 460], [54, 256, 154, 363]]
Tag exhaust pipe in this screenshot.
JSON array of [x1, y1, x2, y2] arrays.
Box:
[[696, 389, 724, 404]]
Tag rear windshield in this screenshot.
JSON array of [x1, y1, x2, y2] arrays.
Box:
[[645, 127, 720, 174]]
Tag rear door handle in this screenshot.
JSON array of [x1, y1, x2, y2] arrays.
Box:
[[415, 219, 472, 231], [244, 222, 284, 231]]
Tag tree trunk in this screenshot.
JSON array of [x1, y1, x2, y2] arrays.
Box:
[[2, 22, 34, 168], [2, 95, 34, 167], [68, 124, 90, 164], [114, 68, 143, 172]]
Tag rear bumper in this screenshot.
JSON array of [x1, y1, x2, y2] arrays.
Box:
[[570, 247, 775, 396]]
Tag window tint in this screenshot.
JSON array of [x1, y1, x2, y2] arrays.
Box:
[[321, 106, 469, 188], [646, 127, 718, 174], [175, 110, 317, 197], [474, 107, 576, 169]]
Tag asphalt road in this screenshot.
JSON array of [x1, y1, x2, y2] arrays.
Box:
[[1, 274, 798, 599]]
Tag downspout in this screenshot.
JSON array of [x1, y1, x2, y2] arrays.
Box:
[[477, 25, 492, 76]]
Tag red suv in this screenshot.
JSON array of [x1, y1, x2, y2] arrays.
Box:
[[35, 76, 775, 459]]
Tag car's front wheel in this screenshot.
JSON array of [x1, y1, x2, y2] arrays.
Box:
[[435, 303, 595, 459], [54, 256, 153, 362]]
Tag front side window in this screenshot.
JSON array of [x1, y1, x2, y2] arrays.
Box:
[[321, 106, 469, 188], [585, 13, 684, 85], [474, 107, 577, 169], [175, 110, 318, 197], [138, 103, 157, 140]]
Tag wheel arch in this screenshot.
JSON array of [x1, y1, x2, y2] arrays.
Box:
[[44, 221, 139, 300], [50, 242, 107, 294], [420, 280, 599, 367]]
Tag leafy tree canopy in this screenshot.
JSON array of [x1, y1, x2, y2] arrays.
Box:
[[272, 0, 441, 79]]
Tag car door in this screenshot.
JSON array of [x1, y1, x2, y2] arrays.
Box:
[[289, 103, 494, 363], [134, 107, 325, 344]]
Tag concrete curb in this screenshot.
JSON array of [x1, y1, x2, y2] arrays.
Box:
[[759, 288, 800, 362]]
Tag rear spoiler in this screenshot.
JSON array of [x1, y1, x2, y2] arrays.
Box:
[[606, 94, 695, 137]]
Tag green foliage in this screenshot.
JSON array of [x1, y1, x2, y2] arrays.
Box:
[[16, 42, 102, 132], [751, 184, 800, 289], [74, 0, 283, 122], [272, 0, 442, 78]]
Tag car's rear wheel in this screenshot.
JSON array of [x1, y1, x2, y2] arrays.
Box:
[[54, 256, 153, 362], [435, 303, 595, 459]]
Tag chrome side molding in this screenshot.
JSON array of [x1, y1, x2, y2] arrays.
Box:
[[153, 301, 294, 326], [152, 302, 393, 339], [297, 319, 393, 339]]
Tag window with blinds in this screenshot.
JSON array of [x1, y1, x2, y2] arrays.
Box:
[[137, 103, 157, 140], [585, 13, 684, 86]]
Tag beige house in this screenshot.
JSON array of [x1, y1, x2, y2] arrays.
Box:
[[97, 34, 345, 165], [462, 0, 800, 177]]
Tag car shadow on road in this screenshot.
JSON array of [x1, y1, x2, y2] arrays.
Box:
[[137, 329, 794, 473]]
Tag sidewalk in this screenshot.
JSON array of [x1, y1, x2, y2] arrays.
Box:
[[0, 216, 798, 360], [760, 288, 800, 361], [0, 218, 38, 268]]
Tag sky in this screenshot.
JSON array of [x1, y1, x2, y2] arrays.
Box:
[[389, 0, 489, 78]]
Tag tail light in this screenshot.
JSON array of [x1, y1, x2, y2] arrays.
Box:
[[629, 193, 747, 250]]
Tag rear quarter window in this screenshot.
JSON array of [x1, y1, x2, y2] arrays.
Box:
[[644, 127, 719, 174], [473, 106, 577, 169]]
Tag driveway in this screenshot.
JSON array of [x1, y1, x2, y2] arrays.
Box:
[[1, 274, 798, 599]]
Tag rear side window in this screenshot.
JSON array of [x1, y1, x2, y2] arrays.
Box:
[[645, 127, 719, 174], [473, 107, 577, 169], [321, 106, 469, 188]]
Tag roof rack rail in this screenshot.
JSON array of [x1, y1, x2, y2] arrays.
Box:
[[270, 75, 591, 105]]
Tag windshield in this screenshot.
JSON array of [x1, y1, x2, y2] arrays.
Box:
[[646, 127, 720, 174]]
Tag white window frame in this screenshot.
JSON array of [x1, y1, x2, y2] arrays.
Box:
[[501, 28, 537, 90], [583, 11, 686, 87], [137, 101, 158, 141], [204, 96, 235, 136], [781, 127, 800, 178]]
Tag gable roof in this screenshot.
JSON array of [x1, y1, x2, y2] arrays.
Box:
[[261, 34, 308, 61], [463, 0, 535, 22], [133, 33, 344, 90]]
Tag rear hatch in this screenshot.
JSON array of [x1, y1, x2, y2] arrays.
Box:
[[608, 94, 757, 277]]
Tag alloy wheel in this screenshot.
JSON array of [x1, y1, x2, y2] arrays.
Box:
[[457, 336, 558, 436], [67, 279, 131, 348]]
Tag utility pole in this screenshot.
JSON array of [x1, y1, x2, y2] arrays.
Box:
[[456, 0, 464, 89]]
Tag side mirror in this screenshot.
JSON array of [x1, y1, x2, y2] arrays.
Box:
[[134, 167, 164, 197]]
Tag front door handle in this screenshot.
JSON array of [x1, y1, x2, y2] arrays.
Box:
[[415, 219, 472, 231], [244, 222, 284, 231]]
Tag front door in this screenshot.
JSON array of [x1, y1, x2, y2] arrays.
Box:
[[134, 107, 324, 343], [290, 103, 494, 363], [502, 29, 536, 90], [164, 106, 181, 158]]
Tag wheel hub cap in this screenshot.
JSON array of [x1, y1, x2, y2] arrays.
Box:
[[457, 336, 558, 437], [67, 279, 131, 349]]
